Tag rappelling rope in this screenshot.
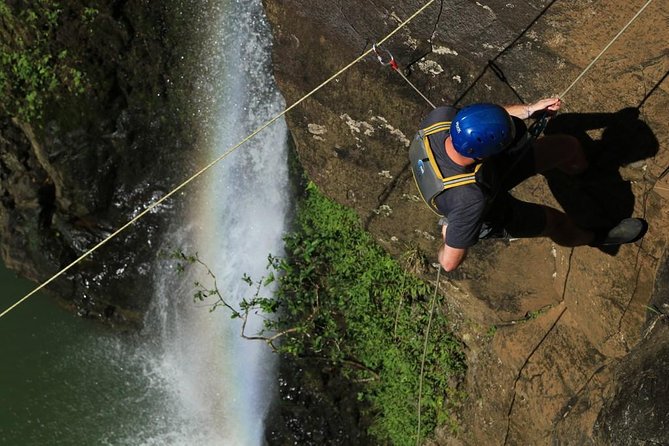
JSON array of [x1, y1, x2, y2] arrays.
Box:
[[0, 0, 439, 319], [559, 0, 654, 99], [415, 264, 441, 445]]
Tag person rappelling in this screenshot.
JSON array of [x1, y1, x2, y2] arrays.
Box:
[[409, 99, 648, 272]]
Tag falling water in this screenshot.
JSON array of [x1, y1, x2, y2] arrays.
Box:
[[143, 0, 289, 444]]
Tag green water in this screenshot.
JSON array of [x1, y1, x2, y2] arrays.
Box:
[[0, 263, 177, 445]]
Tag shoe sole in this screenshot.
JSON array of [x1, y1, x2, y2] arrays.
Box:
[[600, 218, 648, 246]]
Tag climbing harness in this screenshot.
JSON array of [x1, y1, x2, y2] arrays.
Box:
[[373, 43, 437, 109], [409, 118, 482, 216]]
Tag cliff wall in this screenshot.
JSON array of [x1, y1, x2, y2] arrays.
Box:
[[262, 0, 669, 443], [0, 1, 213, 324]]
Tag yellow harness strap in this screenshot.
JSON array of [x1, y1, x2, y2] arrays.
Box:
[[422, 120, 482, 190]]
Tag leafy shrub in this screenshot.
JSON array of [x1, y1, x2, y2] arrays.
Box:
[[273, 182, 465, 444], [0, 1, 86, 121]]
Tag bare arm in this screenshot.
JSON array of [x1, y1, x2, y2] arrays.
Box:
[[504, 97, 562, 120], [438, 224, 468, 272], [438, 244, 467, 272]]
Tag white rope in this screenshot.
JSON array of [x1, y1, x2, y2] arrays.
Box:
[[395, 68, 437, 109], [415, 264, 440, 445]]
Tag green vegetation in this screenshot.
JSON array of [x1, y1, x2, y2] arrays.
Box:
[[177, 182, 466, 445], [0, 1, 87, 121], [82, 7, 99, 24]]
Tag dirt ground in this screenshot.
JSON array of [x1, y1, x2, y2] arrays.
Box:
[[264, 0, 669, 444]]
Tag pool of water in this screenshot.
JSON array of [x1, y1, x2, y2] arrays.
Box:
[[0, 263, 168, 445]]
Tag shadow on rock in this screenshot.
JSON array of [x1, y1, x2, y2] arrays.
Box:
[[542, 108, 659, 255]]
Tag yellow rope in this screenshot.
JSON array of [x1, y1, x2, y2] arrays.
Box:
[[0, 0, 438, 319], [559, 0, 654, 99]]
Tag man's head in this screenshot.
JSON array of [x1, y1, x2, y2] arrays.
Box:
[[451, 103, 515, 159]]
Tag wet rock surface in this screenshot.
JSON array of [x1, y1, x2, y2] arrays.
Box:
[[262, 0, 669, 444], [0, 1, 212, 326], [265, 357, 374, 446]]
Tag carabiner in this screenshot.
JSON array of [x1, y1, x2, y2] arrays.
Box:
[[372, 43, 399, 70], [528, 111, 550, 138]]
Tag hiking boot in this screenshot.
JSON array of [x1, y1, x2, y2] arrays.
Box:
[[590, 218, 648, 246]]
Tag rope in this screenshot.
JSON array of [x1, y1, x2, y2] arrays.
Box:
[[0, 0, 438, 320], [373, 43, 436, 109], [415, 264, 440, 445], [395, 68, 437, 109], [559, 0, 654, 99]]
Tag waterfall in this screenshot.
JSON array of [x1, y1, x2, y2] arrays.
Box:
[[141, 1, 289, 444], [0, 2, 289, 445]]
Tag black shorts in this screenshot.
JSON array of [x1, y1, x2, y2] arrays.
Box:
[[482, 142, 548, 238]]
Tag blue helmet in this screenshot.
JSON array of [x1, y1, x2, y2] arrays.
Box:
[[451, 103, 515, 158]]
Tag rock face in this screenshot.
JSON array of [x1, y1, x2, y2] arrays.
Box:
[[594, 323, 669, 446], [553, 316, 669, 446], [0, 1, 212, 325], [261, 0, 669, 443]]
